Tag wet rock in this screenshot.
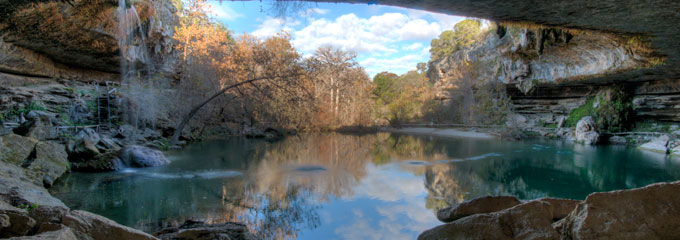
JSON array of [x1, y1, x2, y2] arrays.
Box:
[[437, 195, 522, 223], [62, 210, 156, 240], [0, 134, 38, 165], [557, 181, 680, 239], [154, 220, 256, 240], [119, 145, 169, 168], [26, 141, 69, 187], [71, 151, 124, 172], [574, 116, 599, 144], [420, 200, 559, 240], [638, 134, 669, 154], [7, 227, 78, 240]]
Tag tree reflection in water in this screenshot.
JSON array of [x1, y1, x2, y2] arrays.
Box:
[[51, 133, 680, 239]]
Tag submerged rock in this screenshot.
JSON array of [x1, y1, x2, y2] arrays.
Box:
[[557, 181, 680, 240], [574, 116, 599, 144], [119, 145, 169, 168], [154, 220, 256, 240], [437, 195, 522, 223]]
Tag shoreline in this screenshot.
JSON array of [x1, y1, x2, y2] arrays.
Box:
[[387, 127, 497, 139]]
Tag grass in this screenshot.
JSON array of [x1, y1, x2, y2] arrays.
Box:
[[565, 97, 595, 127], [1, 101, 47, 121]]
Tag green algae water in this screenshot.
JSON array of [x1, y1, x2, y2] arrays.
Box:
[[50, 133, 680, 239]]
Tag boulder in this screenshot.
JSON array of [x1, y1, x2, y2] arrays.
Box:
[[0, 134, 38, 165], [437, 196, 522, 223], [419, 200, 559, 240], [119, 145, 169, 168], [12, 111, 60, 141], [96, 136, 122, 152], [0, 166, 67, 208], [574, 116, 599, 144], [67, 128, 101, 162], [638, 134, 669, 154], [154, 220, 256, 240], [26, 141, 69, 187], [6, 228, 78, 240], [557, 181, 680, 240], [62, 210, 157, 240], [71, 151, 125, 172], [0, 200, 35, 238]]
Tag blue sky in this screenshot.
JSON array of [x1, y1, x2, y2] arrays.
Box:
[[207, 1, 465, 77]]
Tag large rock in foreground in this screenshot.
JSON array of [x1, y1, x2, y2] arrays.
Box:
[[154, 220, 256, 240], [557, 181, 680, 239], [420, 200, 560, 240], [437, 196, 522, 223]]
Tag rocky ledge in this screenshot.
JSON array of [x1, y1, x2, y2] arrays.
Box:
[[420, 180, 680, 240]]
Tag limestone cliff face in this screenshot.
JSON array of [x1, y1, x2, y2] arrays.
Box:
[[428, 26, 646, 96], [0, 0, 178, 83], [428, 25, 678, 124]]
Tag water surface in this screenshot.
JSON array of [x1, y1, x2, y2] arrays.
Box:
[[51, 133, 680, 239]]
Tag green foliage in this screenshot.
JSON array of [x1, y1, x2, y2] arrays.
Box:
[[18, 203, 39, 211], [430, 19, 484, 61], [1, 101, 46, 121], [372, 72, 399, 104], [565, 87, 634, 132], [565, 97, 596, 128]]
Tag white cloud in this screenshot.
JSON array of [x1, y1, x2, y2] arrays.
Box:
[[406, 9, 466, 31], [403, 43, 424, 51], [300, 7, 330, 17], [251, 17, 299, 39], [290, 12, 444, 55], [208, 3, 244, 21]]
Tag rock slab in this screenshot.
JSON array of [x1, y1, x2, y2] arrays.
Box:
[[437, 195, 522, 223]]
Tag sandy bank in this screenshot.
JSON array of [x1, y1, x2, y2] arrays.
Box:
[[388, 127, 496, 139]]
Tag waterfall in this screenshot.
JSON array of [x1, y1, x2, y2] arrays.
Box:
[[117, 0, 162, 134]]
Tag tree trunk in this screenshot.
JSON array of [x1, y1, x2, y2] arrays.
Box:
[[170, 75, 295, 145]]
